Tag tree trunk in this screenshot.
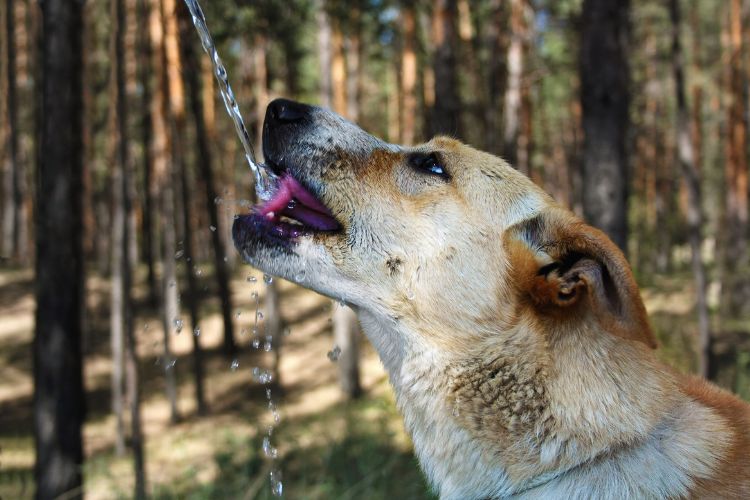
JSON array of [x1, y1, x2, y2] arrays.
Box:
[[400, 4, 418, 145], [254, 32, 269, 155], [2, 0, 19, 261], [0, 0, 8, 259], [669, 0, 711, 378], [430, 0, 462, 137], [163, 0, 206, 414], [484, 0, 507, 154], [178, 6, 236, 358], [316, 0, 332, 108], [333, 305, 362, 399], [137, 0, 157, 307], [265, 281, 284, 384], [579, 0, 631, 252], [345, 13, 362, 124], [331, 21, 347, 119], [722, 0, 749, 316], [149, 0, 179, 423], [504, 0, 531, 174], [109, 0, 127, 457], [34, 0, 85, 497]]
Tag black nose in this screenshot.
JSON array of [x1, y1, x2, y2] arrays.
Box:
[[267, 98, 306, 124]]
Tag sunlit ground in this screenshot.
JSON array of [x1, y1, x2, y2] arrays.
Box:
[[0, 265, 747, 499]]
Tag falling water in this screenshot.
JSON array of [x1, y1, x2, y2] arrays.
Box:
[[182, 0, 277, 201]]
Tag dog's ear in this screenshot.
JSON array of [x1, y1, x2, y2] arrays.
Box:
[[506, 210, 657, 348]]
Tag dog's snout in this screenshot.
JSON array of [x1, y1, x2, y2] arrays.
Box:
[[267, 98, 306, 125]]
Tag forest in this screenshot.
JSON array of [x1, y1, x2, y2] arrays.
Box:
[[0, 0, 749, 498]]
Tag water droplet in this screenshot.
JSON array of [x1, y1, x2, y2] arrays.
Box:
[[252, 337, 261, 349], [209, 225, 217, 232], [452, 398, 461, 417], [256, 311, 264, 320], [263, 340, 272, 352], [263, 274, 273, 284], [193, 327, 201, 337], [286, 199, 297, 210], [195, 267, 203, 277], [173, 318, 184, 334], [265, 388, 272, 399], [247, 275, 257, 283], [252, 367, 273, 384], [175, 249, 184, 259], [270, 470, 283, 496], [327, 345, 342, 362], [406, 288, 416, 300], [262, 436, 278, 459], [294, 269, 306, 282], [230, 359, 239, 371], [223, 256, 228, 262], [236, 310, 242, 319], [251, 291, 259, 299], [214, 196, 223, 205]]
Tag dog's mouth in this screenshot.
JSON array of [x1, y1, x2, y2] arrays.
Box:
[[248, 161, 341, 239]]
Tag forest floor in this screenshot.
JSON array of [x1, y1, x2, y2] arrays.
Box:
[[0, 265, 748, 499]]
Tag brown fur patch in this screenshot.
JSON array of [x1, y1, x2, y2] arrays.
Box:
[[505, 209, 657, 348], [680, 375, 750, 497]]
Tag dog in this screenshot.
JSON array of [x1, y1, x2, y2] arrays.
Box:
[[233, 99, 750, 499]]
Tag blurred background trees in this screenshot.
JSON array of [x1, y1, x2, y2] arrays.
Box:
[[1, 0, 749, 497]]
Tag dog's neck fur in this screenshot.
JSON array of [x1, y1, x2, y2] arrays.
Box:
[[358, 309, 732, 499]]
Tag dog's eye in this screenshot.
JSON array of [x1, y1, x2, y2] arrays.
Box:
[[408, 153, 450, 180]]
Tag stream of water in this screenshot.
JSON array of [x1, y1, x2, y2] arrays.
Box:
[[182, 0, 277, 201]]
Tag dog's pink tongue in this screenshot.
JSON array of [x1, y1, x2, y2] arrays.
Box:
[[258, 174, 340, 231], [282, 203, 340, 231]]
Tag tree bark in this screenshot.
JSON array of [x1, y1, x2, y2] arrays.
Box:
[[109, 0, 127, 457], [430, 0, 462, 138], [502, 0, 527, 168], [316, 0, 332, 108], [331, 21, 347, 119], [484, 0, 508, 154], [345, 12, 362, 124], [669, 0, 711, 378], [2, 0, 19, 260], [34, 0, 85, 497], [163, 0, 206, 414], [579, 0, 631, 253], [0, 0, 8, 260], [149, 0, 179, 423], [178, 6, 237, 358], [722, 0, 749, 316], [333, 304, 362, 399], [400, 4, 418, 145], [137, 0, 158, 307]]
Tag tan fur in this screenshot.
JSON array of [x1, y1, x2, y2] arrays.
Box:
[[241, 114, 750, 499]]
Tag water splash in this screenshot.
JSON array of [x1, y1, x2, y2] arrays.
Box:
[[327, 345, 341, 362], [182, 0, 277, 200]]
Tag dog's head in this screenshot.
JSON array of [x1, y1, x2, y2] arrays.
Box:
[[233, 99, 655, 359]]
